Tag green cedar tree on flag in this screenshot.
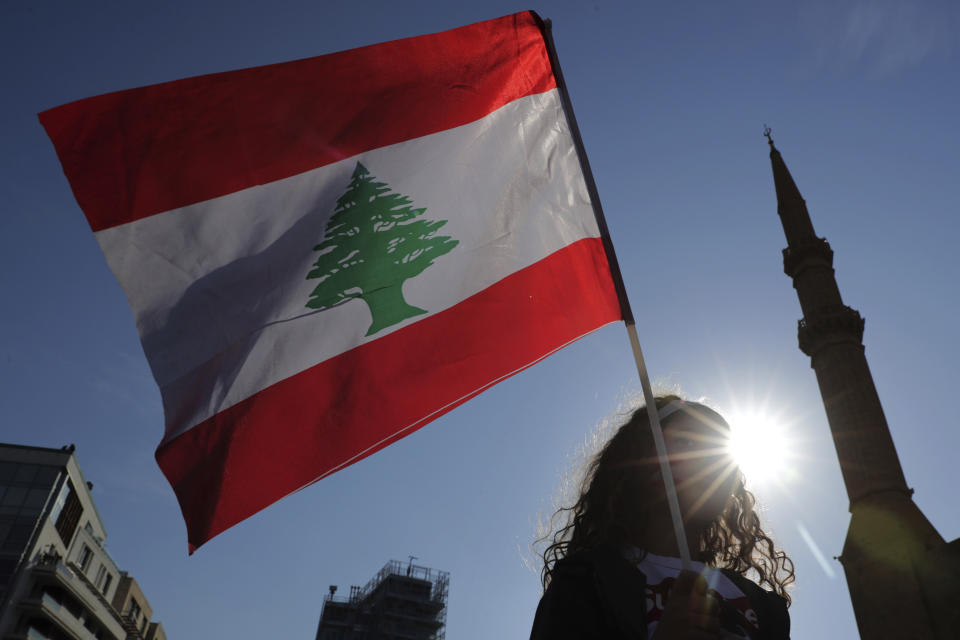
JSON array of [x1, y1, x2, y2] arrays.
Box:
[[40, 11, 623, 551], [306, 162, 459, 336]]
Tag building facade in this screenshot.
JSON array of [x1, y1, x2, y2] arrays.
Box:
[[767, 132, 960, 639], [316, 559, 448, 640], [0, 443, 166, 640]]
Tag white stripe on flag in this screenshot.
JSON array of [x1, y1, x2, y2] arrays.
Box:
[[95, 89, 600, 443]]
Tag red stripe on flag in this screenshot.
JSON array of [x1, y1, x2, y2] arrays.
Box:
[[155, 237, 620, 551], [39, 12, 554, 232]]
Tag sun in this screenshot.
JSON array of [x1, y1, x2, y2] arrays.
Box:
[[725, 409, 794, 486]]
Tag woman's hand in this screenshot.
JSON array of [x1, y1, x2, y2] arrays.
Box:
[[651, 571, 726, 640]]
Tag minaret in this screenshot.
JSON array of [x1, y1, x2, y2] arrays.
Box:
[[767, 129, 960, 639]]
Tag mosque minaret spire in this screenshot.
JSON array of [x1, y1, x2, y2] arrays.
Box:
[[766, 129, 959, 639], [766, 127, 907, 503]]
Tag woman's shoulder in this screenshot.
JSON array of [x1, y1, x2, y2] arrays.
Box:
[[530, 547, 648, 640], [554, 546, 650, 600], [553, 546, 639, 577]]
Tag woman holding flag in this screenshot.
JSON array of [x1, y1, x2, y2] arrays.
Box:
[[531, 396, 794, 639]]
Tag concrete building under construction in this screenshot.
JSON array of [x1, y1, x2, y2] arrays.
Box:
[[316, 559, 449, 640]]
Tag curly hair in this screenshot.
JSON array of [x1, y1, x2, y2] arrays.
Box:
[[539, 395, 795, 604]]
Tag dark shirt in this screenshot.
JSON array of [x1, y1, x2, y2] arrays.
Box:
[[530, 547, 790, 640]]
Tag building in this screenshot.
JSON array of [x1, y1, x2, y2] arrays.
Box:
[[766, 131, 960, 638], [316, 559, 449, 640], [0, 443, 167, 640]]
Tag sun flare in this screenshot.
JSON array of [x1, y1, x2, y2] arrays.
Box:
[[725, 410, 793, 486]]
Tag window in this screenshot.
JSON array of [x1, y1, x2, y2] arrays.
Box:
[[94, 564, 113, 595], [0, 487, 26, 515], [48, 483, 68, 523], [34, 466, 59, 486], [128, 598, 141, 622], [14, 464, 38, 484], [0, 464, 58, 527], [0, 462, 16, 484], [94, 564, 107, 588], [78, 544, 93, 573], [54, 481, 82, 545], [3, 523, 32, 552]]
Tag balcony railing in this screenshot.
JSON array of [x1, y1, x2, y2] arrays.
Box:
[[26, 626, 54, 640], [27, 551, 126, 640], [120, 613, 145, 640]]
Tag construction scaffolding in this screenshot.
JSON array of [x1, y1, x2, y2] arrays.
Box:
[[316, 559, 450, 640]]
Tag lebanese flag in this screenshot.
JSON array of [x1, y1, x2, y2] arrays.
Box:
[[40, 11, 622, 550]]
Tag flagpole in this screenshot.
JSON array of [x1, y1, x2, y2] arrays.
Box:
[[539, 16, 692, 570]]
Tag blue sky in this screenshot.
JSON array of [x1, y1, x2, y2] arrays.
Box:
[[2, 1, 958, 638]]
